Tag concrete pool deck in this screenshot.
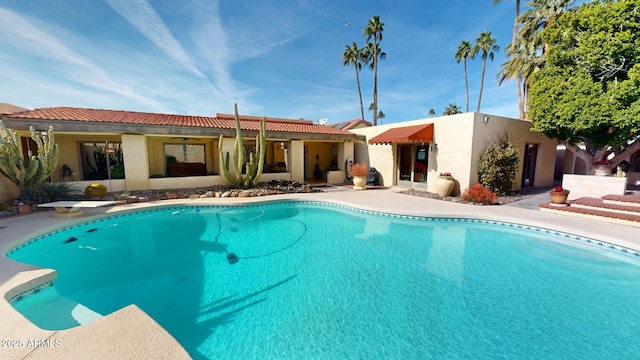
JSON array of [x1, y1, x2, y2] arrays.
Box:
[[1, 186, 638, 359]]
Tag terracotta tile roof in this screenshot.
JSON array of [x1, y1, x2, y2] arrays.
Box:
[[5, 107, 353, 135]]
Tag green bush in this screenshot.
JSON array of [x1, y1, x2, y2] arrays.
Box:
[[150, 173, 165, 178], [0, 200, 12, 211], [85, 183, 108, 198], [478, 137, 519, 195], [110, 163, 125, 179], [19, 182, 83, 203]]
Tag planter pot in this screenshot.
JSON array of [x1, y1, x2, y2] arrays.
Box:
[[593, 164, 611, 176], [352, 176, 367, 190], [549, 191, 569, 205], [435, 176, 455, 197]]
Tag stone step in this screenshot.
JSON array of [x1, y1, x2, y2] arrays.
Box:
[[571, 197, 640, 216], [602, 193, 640, 208], [539, 201, 640, 228]]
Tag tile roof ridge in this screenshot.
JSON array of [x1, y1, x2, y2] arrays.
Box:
[[215, 113, 314, 125]]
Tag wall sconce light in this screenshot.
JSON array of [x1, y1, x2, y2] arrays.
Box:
[[483, 115, 490, 123], [430, 143, 438, 152]]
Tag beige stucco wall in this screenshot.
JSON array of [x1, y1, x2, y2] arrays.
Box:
[[351, 113, 557, 193], [122, 134, 150, 190], [290, 140, 304, 182], [0, 175, 18, 200]]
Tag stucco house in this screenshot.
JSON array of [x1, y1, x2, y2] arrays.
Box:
[[350, 112, 558, 195], [1, 106, 559, 201], [0, 107, 361, 200]]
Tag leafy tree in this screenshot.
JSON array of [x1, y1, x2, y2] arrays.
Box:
[[478, 136, 519, 195], [428, 108, 436, 117], [443, 103, 461, 115], [470, 31, 499, 112], [363, 15, 384, 126], [342, 42, 367, 121], [528, 0, 640, 173], [455, 40, 473, 112]]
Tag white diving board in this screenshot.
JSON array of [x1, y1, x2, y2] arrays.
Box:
[[38, 201, 117, 218]]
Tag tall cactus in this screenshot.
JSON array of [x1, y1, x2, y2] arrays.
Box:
[[0, 121, 59, 189], [219, 103, 266, 189]]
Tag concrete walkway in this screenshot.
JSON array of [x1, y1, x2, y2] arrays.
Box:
[[1, 187, 637, 359]]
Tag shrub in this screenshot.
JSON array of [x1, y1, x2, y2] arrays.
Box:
[[0, 200, 12, 211], [19, 182, 83, 203], [351, 162, 369, 177], [478, 136, 519, 195], [461, 184, 497, 205], [150, 173, 165, 178], [110, 163, 125, 179], [85, 183, 108, 198]]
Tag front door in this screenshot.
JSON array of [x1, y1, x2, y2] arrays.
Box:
[[521, 144, 538, 188], [397, 144, 429, 187]]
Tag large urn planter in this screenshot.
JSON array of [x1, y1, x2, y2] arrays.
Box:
[[435, 176, 455, 197], [352, 176, 367, 190]]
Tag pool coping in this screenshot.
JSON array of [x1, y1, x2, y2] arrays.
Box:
[[1, 188, 638, 359]]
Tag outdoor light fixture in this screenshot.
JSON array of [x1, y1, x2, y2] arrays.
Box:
[[430, 143, 438, 152], [483, 115, 490, 123]]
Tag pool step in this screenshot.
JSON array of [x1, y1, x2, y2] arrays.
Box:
[[539, 196, 640, 228]]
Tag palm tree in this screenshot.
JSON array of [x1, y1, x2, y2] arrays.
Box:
[[443, 103, 461, 115], [428, 108, 436, 117], [342, 42, 366, 120], [363, 15, 384, 126], [368, 102, 385, 124], [493, 0, 524, 119], [471, 31, 499, 112], [455, 40, 473, 112], [519, 0, 574, 54]]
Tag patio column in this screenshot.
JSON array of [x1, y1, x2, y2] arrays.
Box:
[[290, 140, 304, 182], [122, 134, 149, 190]]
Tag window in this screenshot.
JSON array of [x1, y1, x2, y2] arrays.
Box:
[[80, 142, 124, 180]]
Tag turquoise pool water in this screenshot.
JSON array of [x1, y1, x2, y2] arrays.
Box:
[[7, 202, 640, 359]]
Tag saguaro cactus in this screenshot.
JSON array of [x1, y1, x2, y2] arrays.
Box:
[[219, 104, 266, 188], [0, 121, 59, 189]]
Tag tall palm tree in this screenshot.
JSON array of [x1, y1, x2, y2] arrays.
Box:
[[443, 103, 461, 115], [471, 31, 499, 112], [363, 15, 384, 126], [342, 42, 366, 120], [455, 40, 473, 112], [428, 108, 436, 117], [497, 34, 543, 118], [519, 0, 574, 54], [493, 0, 524, 119]]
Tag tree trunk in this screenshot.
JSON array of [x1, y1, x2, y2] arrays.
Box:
[[355, 66, 365, 120], [477, 54, 486, 112], [464, 59, 469, 112]]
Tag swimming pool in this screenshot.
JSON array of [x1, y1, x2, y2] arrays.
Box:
[[7, 201, 640, 359]]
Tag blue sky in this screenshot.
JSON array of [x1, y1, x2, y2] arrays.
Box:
[[0, 0, 558, 124]]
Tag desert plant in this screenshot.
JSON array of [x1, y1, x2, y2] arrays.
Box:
[[0, 121, 59, 189], [0, 200, 12, 212], [478, 135, 519, 195], [150, 173, 165, 178], [219, 103, 266, 189], [461, 184, 497, 204], [19, 182, 83, 203], [351, 162, 369, 177], [110, 163, 125, 179], [85, 183, 108, 198]]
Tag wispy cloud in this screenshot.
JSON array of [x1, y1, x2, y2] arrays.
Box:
[[0, 6, 161, 108], [106, 0, 204, 78]]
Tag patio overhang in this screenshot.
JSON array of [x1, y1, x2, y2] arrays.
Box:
[[368, 124, 434, 145]]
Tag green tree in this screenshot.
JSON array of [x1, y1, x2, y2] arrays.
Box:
[[363, 15, 384, 126], [455, 40, 473, 112], [428, 108, 436, 117], [342, 42, 367, 121], [470, 31, 499, 112], [443, 103, 461, 115], [528, 0, 640, 173]]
